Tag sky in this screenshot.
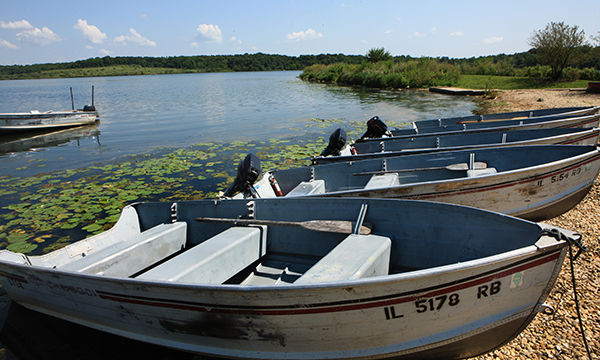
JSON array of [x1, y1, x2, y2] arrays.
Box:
[[1, 0, 599, 65]]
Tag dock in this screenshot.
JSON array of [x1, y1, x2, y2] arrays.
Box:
[[429, 87, 485, 96]]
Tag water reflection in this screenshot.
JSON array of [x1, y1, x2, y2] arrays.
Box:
[[0, 124, 101, 155]]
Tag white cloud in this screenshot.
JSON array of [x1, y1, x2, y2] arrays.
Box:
[[74, 19, 106, 44], [384, 29, 393, 34], [484, 36, 503, 44], [99, 48, 111, 55], [0, 19, 32, 30], [0, 39, 18, 49], [16, 26, 60, 45], [286, 28, 323, 41], [410, 31, 425, 38], [115, 28, 156, 46], [230, 36, 242, 45], [196, 24, 222, 43], [450, 31, 464, 37], [431, 27, 437, 33]]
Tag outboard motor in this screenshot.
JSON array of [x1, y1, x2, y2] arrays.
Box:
[[82, 104, 96, 112], [359, 116, 392, 140], [320, 128, 347, 157], [223, 153, 261, 197]]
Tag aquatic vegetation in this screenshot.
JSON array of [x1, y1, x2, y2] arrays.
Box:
[[0, 118, 368, 255]]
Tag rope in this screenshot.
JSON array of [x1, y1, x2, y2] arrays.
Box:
[[540, 228, 592, 359]]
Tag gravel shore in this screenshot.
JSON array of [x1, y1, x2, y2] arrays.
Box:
[[474, 89, 600, 360]]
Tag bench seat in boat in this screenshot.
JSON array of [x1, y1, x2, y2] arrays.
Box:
[[137, 226, 267, 284], [467, 168, 497, 177], [295, 234, 391, 284], [364, 173, 400, 189], [286, 179, 326, 197], [60, 222, 187, 277]]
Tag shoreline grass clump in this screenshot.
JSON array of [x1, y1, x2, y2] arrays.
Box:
[[299, 59, 460, 89]]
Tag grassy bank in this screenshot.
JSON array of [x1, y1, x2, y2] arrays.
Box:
[[300, 61, 595, 90], [299, 60, 460, 88], [457, 74, 591, 90], [0, 65, 199, 80]]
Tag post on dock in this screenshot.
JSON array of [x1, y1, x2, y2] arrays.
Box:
[[70, 87, 75, 110]]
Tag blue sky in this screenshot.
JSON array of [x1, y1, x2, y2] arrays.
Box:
[[1, 0, 599, 65]]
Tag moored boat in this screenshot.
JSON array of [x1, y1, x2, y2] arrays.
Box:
[[231, 145, 600, 221], [0, 86, 99, 133], [397, 106, 600, 134], [0, 110, 98, 133], [358, 108, 600, 140], [313, 127, 600, 164], [0, 198, 583, 359]]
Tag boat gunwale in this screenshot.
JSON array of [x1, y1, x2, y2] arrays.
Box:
[[314, 128, 600, 164], [363, 113, 600, 142], [313, 147, 600, 196], [0, 224, 566, 295]]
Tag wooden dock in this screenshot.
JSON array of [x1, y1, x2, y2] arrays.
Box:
[[429, 87, 485, 96]]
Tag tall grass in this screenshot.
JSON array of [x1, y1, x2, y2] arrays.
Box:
[[299, 60, 460, 89]]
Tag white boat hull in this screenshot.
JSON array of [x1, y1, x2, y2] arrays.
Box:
[[0, 110, 98, 133], [0, 244, 565, 359]]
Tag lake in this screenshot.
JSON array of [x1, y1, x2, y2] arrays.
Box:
[[0, 70, 478, 256], [0, 71, 478, 358], [0, 71, 476, 176]]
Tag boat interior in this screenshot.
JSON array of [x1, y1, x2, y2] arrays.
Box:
[[268, 145, 596, 196], [3, 198, 545, 287], [353, 128, 596, 154]]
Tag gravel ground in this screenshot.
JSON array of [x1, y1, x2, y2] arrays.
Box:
[[474, 89, 600, 360]]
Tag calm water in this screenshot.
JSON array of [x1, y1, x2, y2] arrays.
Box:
[[0, 71, 476, 176], [0, 71, 478, 358]]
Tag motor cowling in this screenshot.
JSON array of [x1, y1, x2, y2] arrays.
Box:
[[320, 128, 347, 157], [223, 153, 261, 197], [359, 116, 391, 140], [82, 105, 96, 112]]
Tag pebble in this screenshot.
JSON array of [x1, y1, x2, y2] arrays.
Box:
[[474, 91, 599, 359]]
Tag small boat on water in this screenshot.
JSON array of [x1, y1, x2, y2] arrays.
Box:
[[230, 145, 600, 221], [313, 127, 600, 164], [359, 107, 600, 140], [0, 110, 98, 133], [0, 197, 583, 359], [0, 86, 98, 134]]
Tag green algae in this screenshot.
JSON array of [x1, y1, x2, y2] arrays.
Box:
[[0, 120, 372, 255]]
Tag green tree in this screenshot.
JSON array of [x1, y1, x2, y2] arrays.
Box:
[[528, 21, 586, 80], [366, 48, 392, 63]]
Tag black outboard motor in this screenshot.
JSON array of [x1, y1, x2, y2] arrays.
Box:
[[82, 104, 96, 112], [359, 116, 392, 140], [223, 153, 261, 197], [320, 128, 347, 157]]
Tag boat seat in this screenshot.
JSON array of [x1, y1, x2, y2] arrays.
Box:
[[295, 234, 391, 284], [467, 168, 497, 177], [137, 226, 267, 284], [286, 179, 326, 197], [364, 173, 399, 189], [59, 222, 187, 277]]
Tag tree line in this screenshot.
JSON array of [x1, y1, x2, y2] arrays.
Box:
[[1, 20, 599, 81], [2, 49, 598, 77], [0, 53, 364, 76]]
